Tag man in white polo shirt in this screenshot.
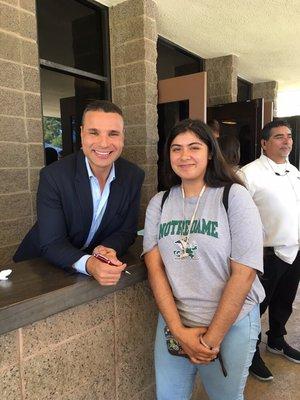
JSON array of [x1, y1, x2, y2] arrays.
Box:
[[240, 120, 300, 381]]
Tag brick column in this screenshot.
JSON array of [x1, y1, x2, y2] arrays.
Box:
[[252, 80, 278, 116], [0, 0, 43, 266], [205, 55, 238, 106], [110, 0, 158, 216]]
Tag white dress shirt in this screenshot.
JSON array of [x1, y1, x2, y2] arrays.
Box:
[[73, 157, 116, 274], [239, 154, 300, 264]]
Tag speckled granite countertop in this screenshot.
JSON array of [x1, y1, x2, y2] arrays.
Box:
[[0, 239, 147, 335]]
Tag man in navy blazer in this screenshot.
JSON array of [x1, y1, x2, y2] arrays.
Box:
[[14, 100, 145, 286]]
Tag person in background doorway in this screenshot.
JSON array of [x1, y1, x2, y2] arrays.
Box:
[[14, 100, 145, 286], [239, 120, 300, 381], [218, 134, 241, 171], [207, 119, 220, 139], [143, 119, 264, 400]]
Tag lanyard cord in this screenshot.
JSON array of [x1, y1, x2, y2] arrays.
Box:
[[266, 157, 299, 200], [266, 157, 289, 176], [181, 184, 206, 247]]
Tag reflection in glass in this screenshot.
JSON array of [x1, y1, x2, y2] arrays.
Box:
[[157, 38, 204, 80], [37, 0, 105, 76]]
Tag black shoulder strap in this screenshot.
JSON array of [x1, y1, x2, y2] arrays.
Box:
[[161, 185, 232, 213], [161, 189, 170, 211], [222, 183, 233, 213]]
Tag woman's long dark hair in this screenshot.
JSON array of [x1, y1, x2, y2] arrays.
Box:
[[218, 134, 240, 167], [164, 119, 244, 189]]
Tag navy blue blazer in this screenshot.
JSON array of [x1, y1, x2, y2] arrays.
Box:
[[13, 150, 145, 268]]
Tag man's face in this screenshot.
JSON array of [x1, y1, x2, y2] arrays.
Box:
[[261, 125, 293, 163], [81, 110, 124, 176]]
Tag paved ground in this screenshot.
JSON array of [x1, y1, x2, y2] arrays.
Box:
[[245, 288, 299, 400]]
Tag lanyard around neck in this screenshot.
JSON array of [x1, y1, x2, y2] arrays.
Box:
[[181, 184, 206, 246], [265, 157, 289, 176]]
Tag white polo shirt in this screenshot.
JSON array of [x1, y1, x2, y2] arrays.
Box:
[[239, 154, 300, 264]]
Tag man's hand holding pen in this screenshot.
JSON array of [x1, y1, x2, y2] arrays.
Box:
[[93, 245, 117, 260], [86, 245, 127, 286]]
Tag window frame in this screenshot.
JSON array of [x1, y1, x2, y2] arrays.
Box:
[[36, 0, 111, 158]]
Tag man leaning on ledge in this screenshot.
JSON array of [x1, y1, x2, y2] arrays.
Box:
[[239, 120, 300, 381], [13, 100, 145, 286]]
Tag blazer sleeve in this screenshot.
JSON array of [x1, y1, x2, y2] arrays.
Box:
[[37, 168, 86, 268], [100, 168, 145, 256]]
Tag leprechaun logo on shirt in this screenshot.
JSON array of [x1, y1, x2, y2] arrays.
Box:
[[173, 240, 198, 260]]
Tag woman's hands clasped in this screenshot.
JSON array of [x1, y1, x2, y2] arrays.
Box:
[[174, 326, 219, 364]]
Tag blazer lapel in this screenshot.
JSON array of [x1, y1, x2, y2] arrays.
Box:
[[74, 150, 93, 244]]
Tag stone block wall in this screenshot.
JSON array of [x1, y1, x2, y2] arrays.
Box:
[[0, 281, 157, 400], [0, 0, 42, 268], [205, 55, 238, 106], [252, 80, 278, 116], [110, 0, 159, 216]]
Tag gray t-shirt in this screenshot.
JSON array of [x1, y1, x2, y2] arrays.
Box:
[[143, 184, 265, 327]]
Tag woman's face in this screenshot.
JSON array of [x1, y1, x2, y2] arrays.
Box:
[[170, 130, 210, 184]]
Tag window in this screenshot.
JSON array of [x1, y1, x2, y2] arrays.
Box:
[[157, 37, 204, 80], [37, 0, 110, 161], [237, 78, 252, 102]]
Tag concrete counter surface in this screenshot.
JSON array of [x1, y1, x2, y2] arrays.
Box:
[[0, 237, 157, 400], [0, 239, 147, 335]]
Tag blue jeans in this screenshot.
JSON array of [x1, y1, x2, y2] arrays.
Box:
[[155, 305, 260, 400]]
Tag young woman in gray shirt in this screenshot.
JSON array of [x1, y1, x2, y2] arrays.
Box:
[[143, 119, 265, 400]]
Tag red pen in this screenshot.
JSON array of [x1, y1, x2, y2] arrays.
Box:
[[93, 253, 131, 275]]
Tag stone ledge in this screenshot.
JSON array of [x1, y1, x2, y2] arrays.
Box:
[[0, 238, 147, 335]]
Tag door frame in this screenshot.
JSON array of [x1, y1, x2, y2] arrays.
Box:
[[158, 72, 207, 121]]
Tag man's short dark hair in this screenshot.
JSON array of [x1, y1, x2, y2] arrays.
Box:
[[82, 100, 123, 125], [261, 119, 291, 140]]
